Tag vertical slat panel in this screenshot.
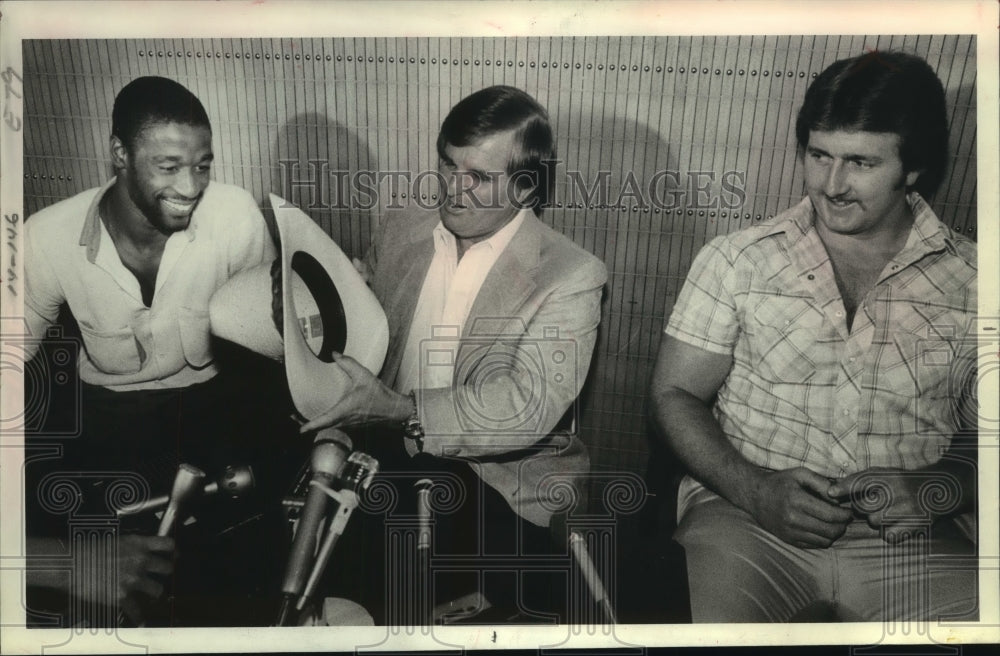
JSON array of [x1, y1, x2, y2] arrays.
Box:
[[21, 36, 979, 484]]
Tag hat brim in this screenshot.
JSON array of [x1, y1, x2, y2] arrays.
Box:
[[272, 193, 389, 419], [209, 195, 389, 421]]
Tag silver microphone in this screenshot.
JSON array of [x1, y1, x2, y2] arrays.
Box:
[[414, 478, 433, 625], [296, 451, 379, 613], [157, 464, 207, 537], [569, 531, 617, 625], [116, 465, 254, 517], [276, 428, 352, 625]]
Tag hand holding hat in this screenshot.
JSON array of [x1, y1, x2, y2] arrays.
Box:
[[298, 351, 413, 433], [210, 194, 390, 424]]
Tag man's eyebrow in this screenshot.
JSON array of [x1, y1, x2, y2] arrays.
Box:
[[151, 153, 215, 163], [806, 146, 880, 162]]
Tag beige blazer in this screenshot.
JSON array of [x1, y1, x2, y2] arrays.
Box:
[[368, 206, 607, 526]]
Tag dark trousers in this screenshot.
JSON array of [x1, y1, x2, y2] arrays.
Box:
[[25, 367, 302, 627], [323, 430, 566, 625]]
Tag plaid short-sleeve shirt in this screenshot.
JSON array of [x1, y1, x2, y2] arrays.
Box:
[[665, 194, 977, 478]]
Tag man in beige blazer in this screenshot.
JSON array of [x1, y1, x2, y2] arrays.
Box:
[[302, 85, 606, 620]]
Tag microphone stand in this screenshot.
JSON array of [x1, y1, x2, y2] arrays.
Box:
[[295, 451, 379, 616], [275, 434, 351, 627]]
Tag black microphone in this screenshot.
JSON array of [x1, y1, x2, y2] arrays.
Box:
[[276, 428, 352, 626]]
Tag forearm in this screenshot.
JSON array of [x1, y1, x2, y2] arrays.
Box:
[[420, 270, 602, 457], [652, 388, 765, 515], [418, 376, 576, 457]]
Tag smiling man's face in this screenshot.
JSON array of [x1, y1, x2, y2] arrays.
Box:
[[803, 129, 920, 240], [116, 121, 213, 234]]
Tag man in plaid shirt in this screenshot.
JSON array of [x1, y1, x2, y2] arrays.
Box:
[[651, 51, 978, 622]]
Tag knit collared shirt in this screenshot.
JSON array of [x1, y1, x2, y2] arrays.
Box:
[[665, 193, 977, 478]]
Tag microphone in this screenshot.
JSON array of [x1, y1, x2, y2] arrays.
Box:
[[415, 479, 432, 555], [296, 451, 379, 613], [116, 465, 255, 518], [276, 428, 352, 626], [118, 463, 205, 628], [414, 478, 433, 625], [158, 464, 207, 537], [569, 531, 617, 625]]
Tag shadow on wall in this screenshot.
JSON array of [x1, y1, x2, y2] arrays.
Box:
[[549, 112, 695, 623], [554, 111, 681, 474], [936, 81, 977, 238], [268, 112, 378, 260]]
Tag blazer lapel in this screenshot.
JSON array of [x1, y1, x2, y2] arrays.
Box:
[[458, 216, 541, 382], [379, 216, 436, 386], [464, 215, 541, 338]]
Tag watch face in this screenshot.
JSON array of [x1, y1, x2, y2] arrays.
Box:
[[405, 417, 424, 439]]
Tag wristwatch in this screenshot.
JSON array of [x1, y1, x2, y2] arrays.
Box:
[[402, 391, 424, 452]]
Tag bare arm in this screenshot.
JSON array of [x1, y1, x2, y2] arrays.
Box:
[[650, 334, 852, 548]]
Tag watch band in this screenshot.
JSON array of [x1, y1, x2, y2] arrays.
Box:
[[402, 391, 424, 452]]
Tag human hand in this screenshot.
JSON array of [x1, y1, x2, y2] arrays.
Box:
[[299, 352, 413, 433], [828, 467, 946, 544], [78, 534, 175, 625], [747, 467, 853, 549]]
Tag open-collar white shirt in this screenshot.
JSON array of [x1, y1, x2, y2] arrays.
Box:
[[395, 208, 528, 394]]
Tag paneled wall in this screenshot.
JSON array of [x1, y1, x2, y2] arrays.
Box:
[[22, 36, 978, 482]]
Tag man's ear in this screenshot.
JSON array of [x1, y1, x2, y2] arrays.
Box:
[[507, 171, 537, 208], [110, 136, 128, 170], [512, 183, 534, 206], [904, 170, 921, 189]]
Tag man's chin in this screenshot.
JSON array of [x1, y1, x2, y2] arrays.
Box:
[[154, 212, 193, 233]]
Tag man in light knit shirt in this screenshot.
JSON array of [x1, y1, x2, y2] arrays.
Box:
[[301, 85, 607, 621], [23, 76, 276, 625], [651, 52, 978, 622]]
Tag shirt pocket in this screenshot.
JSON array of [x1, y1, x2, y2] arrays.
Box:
[[178, 306, 214, 369], [78, 324, 143, 375], [747, 295, 825, 384], [885, 300, 974, 398]]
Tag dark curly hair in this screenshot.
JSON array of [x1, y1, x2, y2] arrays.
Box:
[[112, 76, 210, 152]]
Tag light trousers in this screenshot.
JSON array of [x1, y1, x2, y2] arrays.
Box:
[[674, 480, 978, 623]]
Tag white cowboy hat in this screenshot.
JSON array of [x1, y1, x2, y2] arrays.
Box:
[[209, 194, 389, 420]]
